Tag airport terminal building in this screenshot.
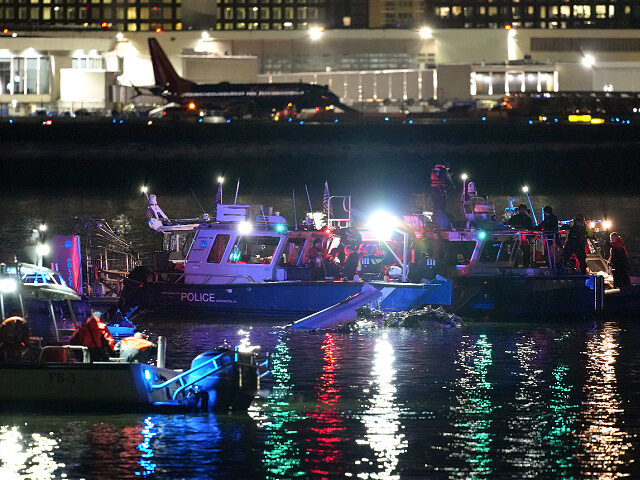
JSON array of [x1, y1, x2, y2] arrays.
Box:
[[3, 26, 640, 115]]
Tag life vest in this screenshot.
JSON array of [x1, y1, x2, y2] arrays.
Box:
[[117, 336, 154, 352], [69, 316, 116, 350], [0, 316, 30, 348], [430, 166, 447, 188]]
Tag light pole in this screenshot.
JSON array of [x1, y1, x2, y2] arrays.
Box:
[[460, 173, 468, 216]]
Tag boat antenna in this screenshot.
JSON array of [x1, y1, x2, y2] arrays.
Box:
[[522, 186, 538, 224], [260, 204, 268, 225], [234, 178, 240, 205], [189, 188, 207, 215], [292, 188, 298, 230], [304, 184, 313, 213]]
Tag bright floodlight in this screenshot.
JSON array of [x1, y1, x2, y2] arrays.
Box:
[[419, 26, 432, 39], [36, 243, 50, 256], [0, 278, 17, 293], [582, 54, 595, 68], [38, 223, 47, 232], [602, 220, 612, 230], [522, 186, 529, 193], [461, 173, 468, 180], [201, 31, 211, 41], [116, 32, 124, 41], [238, 221, 252, 235], [217, 176, 224, 184], [309, 26, 325, 41], [368, 210, 399, 241], [141, 185, 148, 194]]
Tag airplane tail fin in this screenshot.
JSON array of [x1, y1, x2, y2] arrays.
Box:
[[148, 37, 194, 94]]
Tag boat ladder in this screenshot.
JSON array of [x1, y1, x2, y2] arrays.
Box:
[[150, 347, 271, 401]]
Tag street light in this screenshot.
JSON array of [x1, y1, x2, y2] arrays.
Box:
[[582, 53, 595, 68], [419, 26, 433, 40], [309, 26, 325, 41], [461, 173, 468, 213]]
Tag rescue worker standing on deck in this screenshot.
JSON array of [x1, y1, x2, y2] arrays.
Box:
[[114, 332, 157, 363], [562, 214, 592, 274], [608, 232, 631, 288], [69, 314, 116, 361], [430, 164, 453, 229]]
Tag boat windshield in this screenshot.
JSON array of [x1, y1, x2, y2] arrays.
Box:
[[280, 237, 306, 266], [228, 235, 281, 265], [444, 241, 476, 266]]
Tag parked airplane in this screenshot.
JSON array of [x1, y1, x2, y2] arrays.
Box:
[[148, 38, 357, 118]]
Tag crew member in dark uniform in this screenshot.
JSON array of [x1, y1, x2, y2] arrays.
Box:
[[538, 206, 559, 234], [508, 204, 534, 230], [608, 232, 631, 288], [430, 164, 453, 228], [562, 214, 590, 274]]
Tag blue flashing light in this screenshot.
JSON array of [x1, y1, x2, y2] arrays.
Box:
[[119, 119, 123, 124], [8, 119, 12, 124], [288, 117, 292, 122], [616, 117, 620, 122], [112, 118, 116, 123], [299, 120, 304, 125], [226, 119, 231, 123], [144, 369, 151, 381], [478, 230, 487, 239], [481, 116, 486, 121], [627, 120, 631, 124], [554, 118, 558, 123], [408, 120, 414, 125], [611, 117, 615, 122], [528, 120, 533, 125], [334, 119, 339, 123], [274, 223, 288, 233], [198, 118, 203, 123], [442, 118, 447, 123], [384, 117, 389, 122]]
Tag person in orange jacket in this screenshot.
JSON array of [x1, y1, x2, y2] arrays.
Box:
[[114, 332, 156, 363], [69, 315, 116, 361]]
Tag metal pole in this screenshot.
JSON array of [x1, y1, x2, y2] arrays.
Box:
[[0, 293, 4, 319], [304, 184, 313, 212], [157, 335, 166, 368], [292, 189, 298, 230], [525, 191, 538, 225], [401, 231, 409, 282]]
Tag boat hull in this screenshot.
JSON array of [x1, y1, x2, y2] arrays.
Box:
[[0, 363, 180, 412], [122, 280, 453, 319], [453, 275, 596, 319]]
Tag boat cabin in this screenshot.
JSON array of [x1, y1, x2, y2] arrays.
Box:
[[184, 206, 333, 284]]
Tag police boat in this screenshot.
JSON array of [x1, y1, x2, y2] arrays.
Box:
[[119, 197, 453, 321]]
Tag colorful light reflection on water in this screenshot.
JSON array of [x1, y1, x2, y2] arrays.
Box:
[[0, 322, 639, 479]]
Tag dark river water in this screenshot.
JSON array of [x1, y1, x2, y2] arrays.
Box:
[[1, 123, 640, 479]]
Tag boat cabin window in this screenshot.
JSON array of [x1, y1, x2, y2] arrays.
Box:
[[207, 234, 231, 263], [444, 241, 476, 266], [228, 235, 281, 265], [480, 239, 516, 263], [280, 237, 306, 266]]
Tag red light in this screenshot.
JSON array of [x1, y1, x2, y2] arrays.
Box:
[[315, 106, 320, 111], [505, 25, 511, 30], [162, 111, 166, 116], [153, 6, 158, 10], [101, 22, 107, 27], [2, 29, 8, 34], [155, 27, 162, 32]]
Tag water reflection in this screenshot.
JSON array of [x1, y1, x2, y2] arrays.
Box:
[[447, 334, 494, 479], [257, 331, 305, 479], [356, 335, 407, 480], [0, 427, 59, 479], [577, 322, 632, 479], [305, 333, 348, 478]]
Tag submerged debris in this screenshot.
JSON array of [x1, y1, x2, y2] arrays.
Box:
[[332, 305, 462, 332]]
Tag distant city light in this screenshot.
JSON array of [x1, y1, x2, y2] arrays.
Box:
[[116, 32, 124, 41], [201, 31, 211, 41], [309, 26, 325, 41], [283, 22, 293, 27], [419, 26, 432, 39], [582, 54, 595, 68]]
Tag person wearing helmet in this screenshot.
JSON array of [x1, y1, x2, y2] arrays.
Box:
[[608, 232, 631, 288]]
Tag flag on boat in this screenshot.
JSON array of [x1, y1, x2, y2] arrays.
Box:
[[215, 182, 223, 205], [322, 181, 332, 221]]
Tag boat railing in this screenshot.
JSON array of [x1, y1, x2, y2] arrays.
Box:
[[150, 348, 271, 401], [327, 195, 351, 229], [38, 345, 90, 364], [180, 272, 257, 284]]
